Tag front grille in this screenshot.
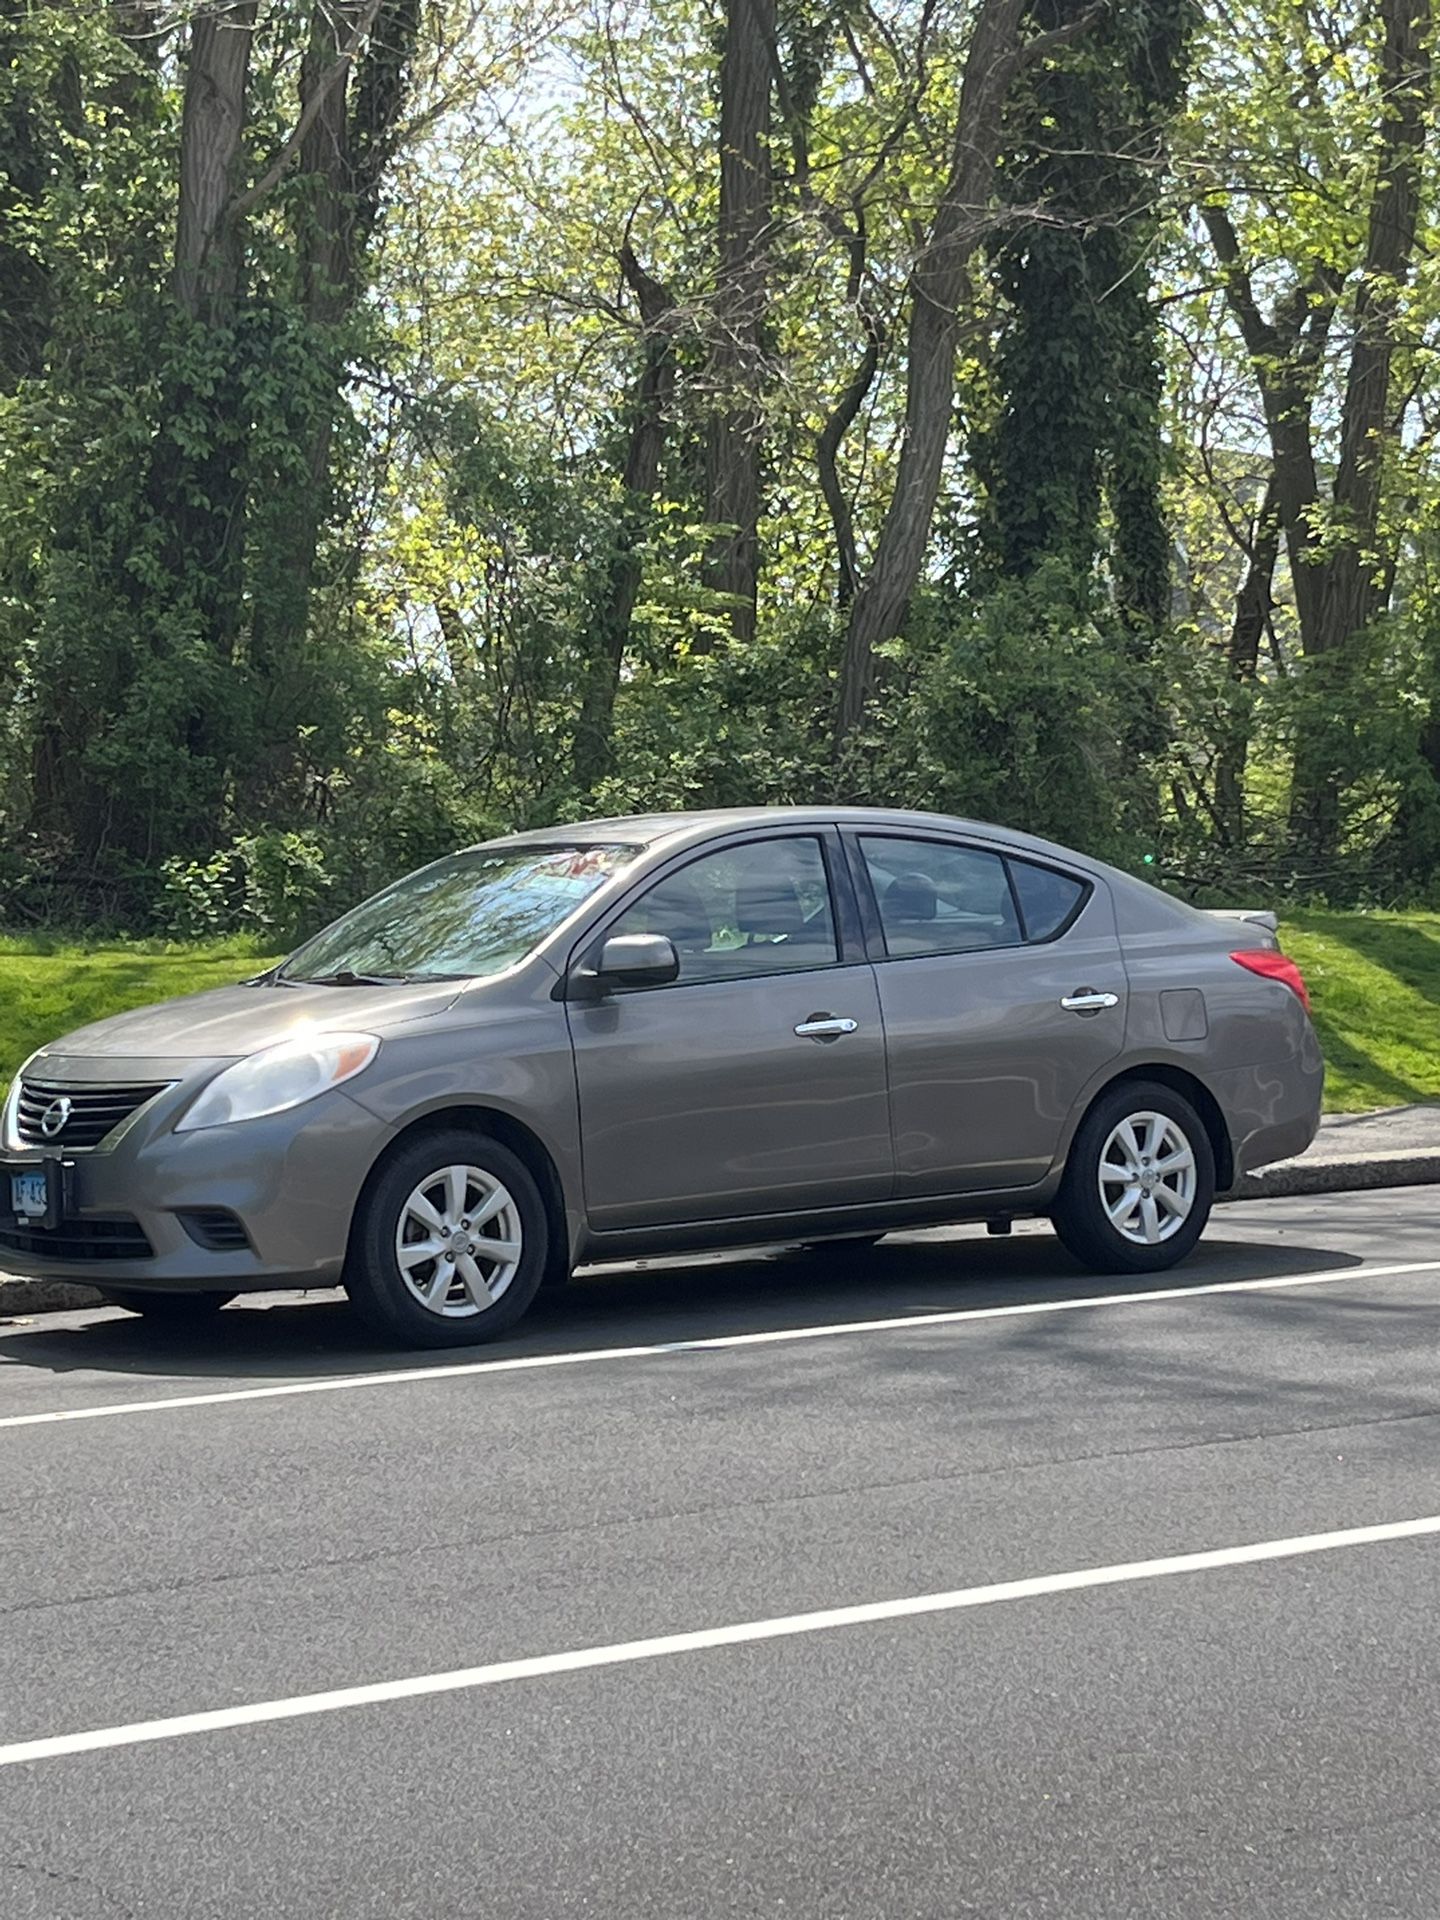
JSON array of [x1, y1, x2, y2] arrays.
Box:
[[176, 1207, 250, 1253], [0, 1215, 154, 1262], [15, 1079, 171, 1150]]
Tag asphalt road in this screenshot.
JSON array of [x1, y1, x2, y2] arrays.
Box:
[[3, 1190, 1440, 1918]]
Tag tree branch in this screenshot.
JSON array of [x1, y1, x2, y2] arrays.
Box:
[[1018, 3, 1105, 66], [227, 0, 385, 223]]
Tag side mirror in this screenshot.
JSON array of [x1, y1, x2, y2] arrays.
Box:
[[584, 932, 680, 992]]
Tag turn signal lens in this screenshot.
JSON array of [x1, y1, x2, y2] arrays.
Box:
[[1230, 949, 1311, 1014]]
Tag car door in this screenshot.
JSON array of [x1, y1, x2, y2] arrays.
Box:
[[850, 832, 1127, 1196], [567, 831, 893, 1232]]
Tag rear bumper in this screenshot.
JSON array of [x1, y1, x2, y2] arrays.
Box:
[[0, 1086, 388, 1294], [1214, 1025, 1325, 1189]]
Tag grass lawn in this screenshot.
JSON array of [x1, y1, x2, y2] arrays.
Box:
[[0, 940, 276, 1090], [1281, 909, 1440, 1113], [0, 915, 1435, 1115]]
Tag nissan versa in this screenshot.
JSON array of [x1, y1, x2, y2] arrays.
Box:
[[1, 808, 1323, 1347]]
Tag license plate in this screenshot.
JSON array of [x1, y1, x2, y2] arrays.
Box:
[[11, 1171, 49, 1220]]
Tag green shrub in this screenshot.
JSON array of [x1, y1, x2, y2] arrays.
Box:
[[156, 830, 334, 947]]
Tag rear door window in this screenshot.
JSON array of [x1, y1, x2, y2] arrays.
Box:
[[859, 837, 1021, 957]]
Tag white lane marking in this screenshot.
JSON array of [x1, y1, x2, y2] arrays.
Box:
[[2, 1512, 1437, 1769], [3, 1257, 1438, 1434]]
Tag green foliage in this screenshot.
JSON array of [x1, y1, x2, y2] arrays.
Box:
[[849, 568, 1163, 862], [156, 830, 334, 947], [0, 0, 428, 917], [0, 0, 1437, 945]]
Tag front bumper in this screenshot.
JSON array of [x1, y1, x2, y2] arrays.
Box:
[[0, 1074, 391, 1294]]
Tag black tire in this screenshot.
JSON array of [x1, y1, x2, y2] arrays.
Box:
[[1051, 1080, 1215, 1275], [539, 1247, 573, 1290], [98, 1288, 235, 1319], [344, 1128, 549, 1349]]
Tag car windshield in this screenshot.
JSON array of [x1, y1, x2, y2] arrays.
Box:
[[278, 844, 642, 984]]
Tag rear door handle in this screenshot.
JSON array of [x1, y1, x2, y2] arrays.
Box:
[[1060, 989, 1119, 1013], [794, 1015, 859, 1040]]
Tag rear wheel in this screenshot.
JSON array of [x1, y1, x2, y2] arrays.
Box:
[[98, 1288, 234, 1319], [1051, 1081, 1214, 1274], [345, 1129, 548, 1348]]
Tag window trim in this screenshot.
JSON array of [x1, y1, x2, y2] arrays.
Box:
[[570, 828, 855, 994], [844, 830, 1092, 963]]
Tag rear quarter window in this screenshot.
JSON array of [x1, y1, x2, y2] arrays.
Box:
[[1007, 859, 1088, 942]]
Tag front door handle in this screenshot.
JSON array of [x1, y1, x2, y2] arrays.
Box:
[[794, 1015, 859, 1041], [1060, 989, 1119, 1013]]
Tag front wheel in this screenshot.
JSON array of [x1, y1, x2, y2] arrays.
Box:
[[1051, 1082, 1215, 1274], [344, 1129, 549, 1348], [98, 1288, 234, 1319]]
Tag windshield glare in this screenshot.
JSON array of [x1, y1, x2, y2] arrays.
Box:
[[279, 844, 641, 983]]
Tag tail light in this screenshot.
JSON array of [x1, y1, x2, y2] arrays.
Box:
[[1230, 948, 1311, 1014]]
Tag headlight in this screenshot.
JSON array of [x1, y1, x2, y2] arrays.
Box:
[[175, 1032, 380, 1133], [1, 1051, 38, 1151]]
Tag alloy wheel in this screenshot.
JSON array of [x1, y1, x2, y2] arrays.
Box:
[[394, 1164, 524, 1317], [1097, 1111, 1197, 1247]]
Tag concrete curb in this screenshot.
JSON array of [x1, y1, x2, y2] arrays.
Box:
[[1226, 1149, 1440, 1202], [4, 1151, 1439, 1321], [0, 1276, 105, 1317]]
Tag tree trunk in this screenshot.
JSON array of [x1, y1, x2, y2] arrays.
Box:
[[1200, 208, 1330, 648], [834, 0, 1029, 745], [817, 300, 883, 610], [174, 1, 256, 325], [574, 248, 676, 794], [246, 1, 419, 731], [702, 0, 774, 650], [137, 0, 258, 852], [1319, 0, 1429, 655], [1289, 0, 1430, 855], [1214, 478, 1279, 844], [244, 0, 358, 706]]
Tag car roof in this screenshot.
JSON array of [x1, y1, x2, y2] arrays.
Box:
[[482, 805, 1074, 858], [479, 806, 1215, 933]]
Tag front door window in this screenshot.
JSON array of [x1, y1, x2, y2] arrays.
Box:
[[608, 835, 839, 984]]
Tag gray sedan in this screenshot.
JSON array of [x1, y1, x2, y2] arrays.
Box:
[[0, 808, 1322, 1346]]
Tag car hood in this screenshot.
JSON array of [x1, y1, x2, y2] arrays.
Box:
[[27, 978, 464, 1072]]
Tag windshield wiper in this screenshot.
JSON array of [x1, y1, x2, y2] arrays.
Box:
[[295, 969, 405, 987], [278, 968, 471, 987]]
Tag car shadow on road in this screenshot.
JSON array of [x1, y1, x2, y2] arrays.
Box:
[[843, 1272, 1440, 1463], [0, 1223, 1376, 1388]]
